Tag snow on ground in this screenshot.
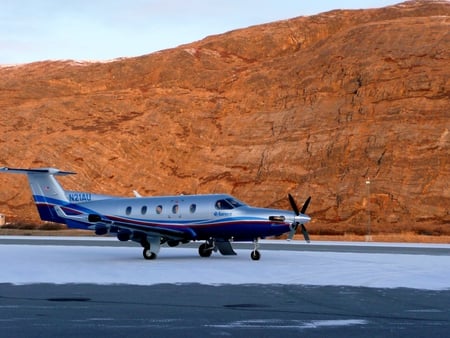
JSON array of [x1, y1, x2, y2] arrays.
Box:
[[0, 237, 449, 290]]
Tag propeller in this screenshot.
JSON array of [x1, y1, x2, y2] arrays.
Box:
[[287, 194, 311, 242]]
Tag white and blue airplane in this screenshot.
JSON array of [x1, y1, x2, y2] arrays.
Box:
[[0, 167, 311, 260]]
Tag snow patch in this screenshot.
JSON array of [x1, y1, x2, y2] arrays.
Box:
[[1, 238, 449, 289]]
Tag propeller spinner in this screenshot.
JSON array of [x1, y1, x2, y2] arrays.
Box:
[[288, 194, 311, 242]]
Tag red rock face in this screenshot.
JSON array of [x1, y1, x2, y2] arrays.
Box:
[[0, 1, 449, 235]]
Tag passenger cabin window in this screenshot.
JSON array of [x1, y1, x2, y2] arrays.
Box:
[[215, 198, 244, 210], [190, 204, 196, 213], [141, 206, 147, 215], [156, 205, 163, 214], [125, 206, 132, 215], [172, 204, 179, 214]]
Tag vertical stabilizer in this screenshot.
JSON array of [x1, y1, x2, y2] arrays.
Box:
[[0, 167, 75, 222]]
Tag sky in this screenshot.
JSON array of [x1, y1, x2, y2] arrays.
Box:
[[0, 0, 401, 65], [1, 237, 449, 289]]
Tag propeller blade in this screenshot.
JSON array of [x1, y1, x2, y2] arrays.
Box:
[[300, 196, 311, 214], [287, 194, 312, 242], [301, 223, 310, 243], [287, 222, 299, 240], [288, 193, 300, 216], [287, 228, 295, 241]]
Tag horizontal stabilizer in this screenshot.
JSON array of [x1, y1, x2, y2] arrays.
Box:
[[0, 167, 75, 176]]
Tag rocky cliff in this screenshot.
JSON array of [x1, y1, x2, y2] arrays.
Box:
[[0, 0, 449, 236]]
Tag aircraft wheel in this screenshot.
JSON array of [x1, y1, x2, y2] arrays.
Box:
[[250, 250, 261, 261], [143, 248, 157, 260], [198, 243, 212, 257]]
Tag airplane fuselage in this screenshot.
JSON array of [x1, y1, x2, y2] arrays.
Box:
[[57, 193, 297, 241]]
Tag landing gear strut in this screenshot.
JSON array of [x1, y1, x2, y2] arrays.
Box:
[[251, 239, 261, 261]]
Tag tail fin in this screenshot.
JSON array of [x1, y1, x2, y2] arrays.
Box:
[[0, 167, 75, 223]]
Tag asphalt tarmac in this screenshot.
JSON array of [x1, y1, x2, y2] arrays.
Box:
[[1, 238, 449, 337], [1, 283, 449, 337]]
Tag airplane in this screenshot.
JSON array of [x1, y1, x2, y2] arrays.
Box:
[[0, 167, 311, 260]]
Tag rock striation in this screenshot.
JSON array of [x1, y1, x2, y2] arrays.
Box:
[[0, 0, 449, 236]]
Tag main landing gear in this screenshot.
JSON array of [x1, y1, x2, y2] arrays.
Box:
[[198, 242, 214, 257], [198, 238, 262, 260], [141, 236, 161, 260], [143, 247, 157, 260]]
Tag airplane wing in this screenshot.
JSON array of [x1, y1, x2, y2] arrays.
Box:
[[55, 206, 196, 241], [107, 219, 196, 241]]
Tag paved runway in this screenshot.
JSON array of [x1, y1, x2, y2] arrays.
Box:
[[1, 237, 449, 337], [2, 236, 450, 255]]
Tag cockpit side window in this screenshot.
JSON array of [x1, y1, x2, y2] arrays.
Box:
[[215, 199, 233, 210], [225, 198, 244, 208]]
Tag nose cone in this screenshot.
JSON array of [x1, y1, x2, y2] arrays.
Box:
[[296, 214, 311, 223]]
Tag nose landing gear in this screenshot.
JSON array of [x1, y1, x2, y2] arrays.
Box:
[[251, 239, 261, 261]]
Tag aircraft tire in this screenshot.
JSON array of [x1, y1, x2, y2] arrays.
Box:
[[143, 248, 157, 260], [198, 243, 212, 257], [250, 250, 261, 261]]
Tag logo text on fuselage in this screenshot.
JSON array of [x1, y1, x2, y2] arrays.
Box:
[[214, 211, 232, 217]]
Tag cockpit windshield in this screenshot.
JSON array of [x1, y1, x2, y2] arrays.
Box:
[[215, 198, 245, 210]]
